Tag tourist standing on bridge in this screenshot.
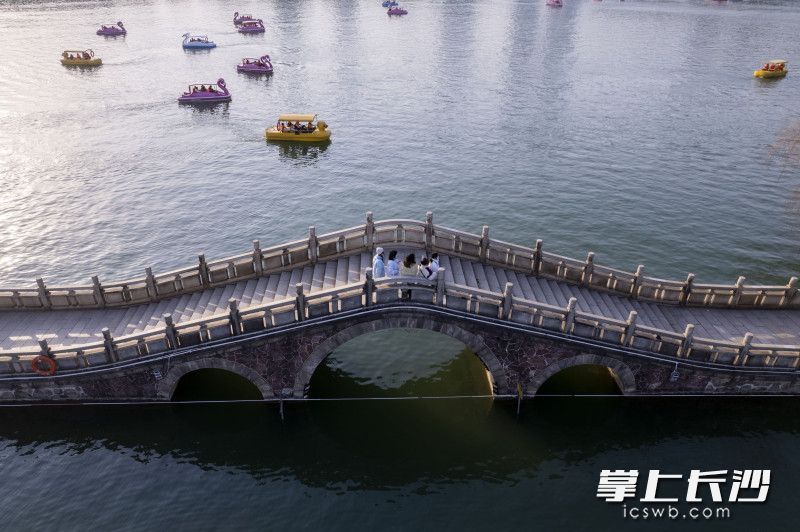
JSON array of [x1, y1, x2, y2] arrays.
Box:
[[386, 250, 400, 276], [429, 253, 440, 274], [399, 253, 417, 300], [418, 257, 437, 280], [373, 247, 386, 278]]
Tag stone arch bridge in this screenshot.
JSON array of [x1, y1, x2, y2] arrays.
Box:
[[0, 214, 798, 402]]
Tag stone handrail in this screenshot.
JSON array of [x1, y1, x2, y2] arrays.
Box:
[[0, 212, 796, 312], [1, 267, 799, 377]]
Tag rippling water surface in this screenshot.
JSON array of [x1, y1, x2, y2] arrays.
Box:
[[2, 0, 800, 529], [1, 0, 799, 285]]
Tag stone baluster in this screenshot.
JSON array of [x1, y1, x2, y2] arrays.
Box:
[[102, 327, 118, 362], [582, 252, 594, 286], [738, 332, 754, 365], [680, 273, 694, 305], [365, 211, 375, 252], [91, 275, 106, 307], [623, 310, 638, 346], [38, 339, 53, 358], [783, 276, 798, 307], [435, 268, 446, 305], [731, 276, 746, 306], [308, 226, 318, 263], [36, 278, 51, 309], [424, 211, 434, 254], [532, 239, 543, 276], [145, 267, 158, 301], [364, 269, 374, 306], [479, 225, 490, 263], [198, 254, 210, 288], [163, 313, 178, 349], [631, 265, 645, 298], [680, 324, 695, 357], [228, 299, 242, 334], [295, 283, 306, 321], [563, 297, 577, 334], [253, 240, 263, 276], [502, 282, 514, 320]]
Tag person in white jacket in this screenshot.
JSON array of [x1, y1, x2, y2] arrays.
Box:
[[418, 257, 437, 280]]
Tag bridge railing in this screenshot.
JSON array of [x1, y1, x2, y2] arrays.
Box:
[[0, 212, 796, 312], [2, 269, 800, 377]]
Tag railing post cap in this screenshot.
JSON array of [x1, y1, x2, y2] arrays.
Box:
[[628, 310, 638, 318], [743, 332, 754, 342], [228, 298, 239, 309], [684, 323, 695, 333], [586, 251, 594, 261], [366, 211, 373, 220], [145, 267, 153, 275], [91, 275, 100, 282], [686, 272, 695, 280], [163, 313, 174, 325], [295, 282, 304, 294], [788, 276, 798, 286]]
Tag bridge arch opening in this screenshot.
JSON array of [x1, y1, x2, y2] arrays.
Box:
[[171, 369, 263, 402], [158, 358, 273, 402], [529, 354, 636, 396], [308, 328, 493, 398], [535, 365, 623, 396], [297, 317, 507, 398]]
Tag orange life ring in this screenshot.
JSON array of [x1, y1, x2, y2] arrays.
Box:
[[31, 355, 57, 376]]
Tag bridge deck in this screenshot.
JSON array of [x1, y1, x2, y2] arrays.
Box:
[[1, 250, 799, 351]]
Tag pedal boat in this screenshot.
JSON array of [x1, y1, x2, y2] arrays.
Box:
[[60, 49, 102, 66], [266, 114, 331, 142], [754, 60, 788, 79], [182, 33, 216, 49], [387, 7, 408, 15], [546, 0, 563, 6], [97, 22, 126, 36], [178, 79, 231, 104], [238, 19, 265, 34], [382, 1, 398, 7], [233, 11, 255, 25], [237, 55, 273, 74]]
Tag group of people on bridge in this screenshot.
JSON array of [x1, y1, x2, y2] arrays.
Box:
[[372, 247, 439, 280]]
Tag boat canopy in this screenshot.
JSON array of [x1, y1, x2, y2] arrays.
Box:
[[278, 114, 317, 122], [63, 49, 93, 55], [766, 60, 787, 64]]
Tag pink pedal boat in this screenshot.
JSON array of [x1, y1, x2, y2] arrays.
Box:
[[97, 21, 126, 36], [238, 19, 265, 34], [233, 11, 255, 25], [178, 78, 231, 104], [387, 7, 408, 15], [237, 55, 273, 74]]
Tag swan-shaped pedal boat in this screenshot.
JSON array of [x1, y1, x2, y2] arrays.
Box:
[[238, 19, 265, 34], [382, 1, 398, 7], [754, 60, 788, 79], [266, 114, 331, 142], [233, 11, 255, 25], [97, 22, 126, 36], [182, 33, 216, 49], [387, 7, 408, 15], [178, 78, 231, 104], [61, 49, 102, 66], [237, 55, 273, 74]]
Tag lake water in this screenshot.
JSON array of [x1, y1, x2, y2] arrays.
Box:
[[1, 0, 799, 529]]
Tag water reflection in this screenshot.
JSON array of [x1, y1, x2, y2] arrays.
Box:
[[272, 140, 330, 164]]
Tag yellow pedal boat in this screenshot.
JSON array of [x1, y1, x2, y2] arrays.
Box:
[[754, 59, 787, 78], [61, 49, 102, 67], [265, 114, 331, 142]]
